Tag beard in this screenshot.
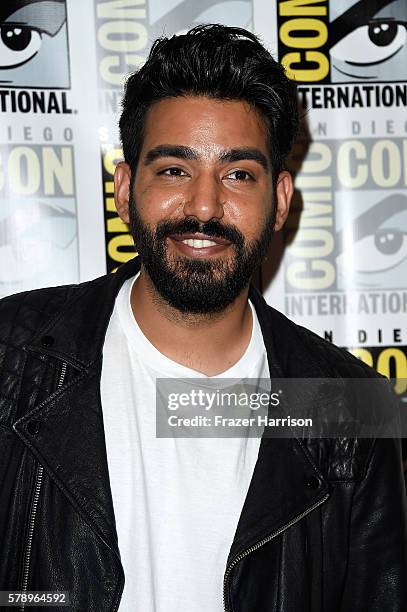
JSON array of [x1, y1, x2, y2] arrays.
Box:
[[129, 198, 275, 314]]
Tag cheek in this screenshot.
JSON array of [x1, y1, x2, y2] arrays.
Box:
[[225, 196, 270, 239], [134, 181, 185, 221]]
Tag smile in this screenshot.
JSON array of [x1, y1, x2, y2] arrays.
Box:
[[168, 232, 232, 257], [181, 238, 217, 248]]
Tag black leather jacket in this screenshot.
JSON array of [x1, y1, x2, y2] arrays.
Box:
[[1, 257, 406, 611]]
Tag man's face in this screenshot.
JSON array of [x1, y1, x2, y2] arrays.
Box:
[[115, 96, 292, 314]]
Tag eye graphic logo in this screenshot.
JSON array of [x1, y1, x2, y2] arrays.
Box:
[[0, 0, 70, 89], [277, 0, 407, 85], [335, 193, 407, 290], [0, 200, 78, 297], [330, 0, 407, 83]]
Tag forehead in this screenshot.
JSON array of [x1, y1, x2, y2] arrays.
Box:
[[140, 96, 269, 158]]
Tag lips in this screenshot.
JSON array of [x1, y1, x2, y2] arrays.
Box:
[[167, 231, 232, 256], [170, 232, 231, 247]]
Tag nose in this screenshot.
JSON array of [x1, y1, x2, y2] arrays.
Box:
[[183, 173, 224, 222]]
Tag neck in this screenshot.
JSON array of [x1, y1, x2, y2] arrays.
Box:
[[129, 267, 253, 376]]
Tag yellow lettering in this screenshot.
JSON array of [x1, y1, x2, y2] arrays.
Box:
[[302, 142, 331, 173], [295, 174, 331, 188], [98, 21, 147, 53], [290, 228, 333, 257], [282, 51, 329, 81], [377, 348, 407, 394], [279, 0, 327, 16], [100, 54, 144, 84], [287, 260, 335, 289], [9, 147, 40, 196], [107, 216, 129, 232], [108, 234, 135, 262], [97, 0, 145, 19], [348, 348, 373, 368], [337, 140, 368, 188], [43, 147, 74, 196], [371, 140, 401, 188], [103, 148, 123, 175], [280, 18, 328, 48], [105, 196, 116, 212]]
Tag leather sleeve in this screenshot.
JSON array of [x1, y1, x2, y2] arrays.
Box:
[[340, 437, 407, 611]]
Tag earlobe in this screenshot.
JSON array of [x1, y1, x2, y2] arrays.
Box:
[[114, 162, 132, 224], [274, 171, 294, 232]]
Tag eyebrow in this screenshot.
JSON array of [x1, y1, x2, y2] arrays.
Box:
[[219, 148, 269, 172], [143, 144, 269, 172]]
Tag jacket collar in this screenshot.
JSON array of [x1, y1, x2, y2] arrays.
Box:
[[25, 255, 331, 378], [15, 257, 331, 568], [26, 256, 143, 369]]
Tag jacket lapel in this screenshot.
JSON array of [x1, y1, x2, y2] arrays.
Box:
[[227, 437, 330, 563], [227, 286, 331, 563], [13, 258, 142, 561], [14, 362, 120, 556]]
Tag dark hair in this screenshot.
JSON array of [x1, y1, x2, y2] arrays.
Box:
[[119, 24, 298, 183]]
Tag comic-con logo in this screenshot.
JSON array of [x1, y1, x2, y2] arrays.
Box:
[[0, 143, 78, 298], [0, 0, 70, 89], [95, 0, 252, 96], [277, 0, 407, 84], [284, 137, 407, 293], [335, 192, 407, 292], [100, 141, 136, 273]]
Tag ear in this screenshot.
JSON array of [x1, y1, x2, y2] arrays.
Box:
[[274, 171, 294, 232], [114, 162, 132, 224]]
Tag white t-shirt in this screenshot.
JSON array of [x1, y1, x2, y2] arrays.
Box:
[[100, 275, 270, 611]]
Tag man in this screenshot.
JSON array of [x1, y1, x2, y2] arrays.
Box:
[[0, 24, 406, 612]]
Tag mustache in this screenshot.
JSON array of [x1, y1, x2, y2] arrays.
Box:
[[154, 218, 245, 246]]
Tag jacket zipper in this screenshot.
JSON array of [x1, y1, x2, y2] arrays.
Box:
[[20, 362, 68, 611], [222, 491, 330, 612]]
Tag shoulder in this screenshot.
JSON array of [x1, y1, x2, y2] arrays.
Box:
[[265, 303, 381, 380], [0, 257, 139, 351], [261, 304, 390, 481], [0, 282, 88, 348]]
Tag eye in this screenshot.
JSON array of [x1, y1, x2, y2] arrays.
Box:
[[330, 20, 406, 66], [349, 229, 407, 274], [368, 21, 400, 47], [225, 170, 253, 181], [0, 25, 42, 69], [374, 229, 404, 255], [159, 167, 188, 177]]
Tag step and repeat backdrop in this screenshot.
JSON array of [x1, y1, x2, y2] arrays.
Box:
[[0, 0, 406, 394]]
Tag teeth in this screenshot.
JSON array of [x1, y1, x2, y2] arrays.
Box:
[[182, 238, 217, 248]]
